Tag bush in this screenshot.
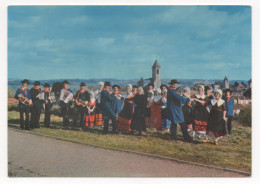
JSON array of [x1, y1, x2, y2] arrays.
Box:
[[8, 104, 19, 111], [239, 106, 251, 127], [8, 87, 15, 98]]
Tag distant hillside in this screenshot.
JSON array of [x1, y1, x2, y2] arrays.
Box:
[[8, 78, 249, 93]]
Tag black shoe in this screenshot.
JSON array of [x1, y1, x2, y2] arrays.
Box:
[[184, 136, 193, 143], [25, 128, 31, 130], [113, 129, 120, 134]]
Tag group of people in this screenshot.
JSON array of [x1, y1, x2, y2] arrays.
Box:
[[14, 78, 234, 145]]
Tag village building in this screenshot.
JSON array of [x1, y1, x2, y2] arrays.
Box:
[[152, 60, 161, 89]]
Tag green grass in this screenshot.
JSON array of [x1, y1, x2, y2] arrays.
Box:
[[8, 110, 251, 173]]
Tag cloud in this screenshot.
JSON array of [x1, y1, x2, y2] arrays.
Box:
[[8, 6, 251, 80], [64, 16, 90, 25]]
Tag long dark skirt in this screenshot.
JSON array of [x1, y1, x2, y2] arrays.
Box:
[[207, 109, 227, 138], [117, 101, 134, 132], [131, 106, 146, 132]]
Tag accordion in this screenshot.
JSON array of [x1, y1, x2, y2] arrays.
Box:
[[60, 89, 73, 103], [39, 91, 56, 104]]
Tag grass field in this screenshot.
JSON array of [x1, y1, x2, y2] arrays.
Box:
[[8, 110, 251, 173]]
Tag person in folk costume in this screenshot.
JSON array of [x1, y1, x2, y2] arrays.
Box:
[[145, 83, 154, 128], [222, 89, 234, 135], [202, 89, 227, 145], [85, 91, 96, 128], [100, 81, 119, 134], [131, 87, 147, 135], [59, 80, 73, 128], [94, 81, 105, 126], [132, 85, 138, 96], [41, 83, 54, 128], [14, 79, 32, 130], [72, 82, 90, 128], [205, 85, 214, 113], [160, 84, 171, 132], [117, 84, 135, 133], [182, 87, 194, 134], [111, 84, 124, 118], [167, 80, 193, 142], [150, 88, 163, 130], [192, 85, 209, 139], [30, 81, 42, 129]]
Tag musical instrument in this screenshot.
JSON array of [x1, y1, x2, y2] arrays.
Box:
[[49, 92, 56, 103], [62, 90, 73, 103], [19, 95, 31, 106], [39, 91, 56, 104], [60, 89, 73, 104], [75, 99, 87, 107]]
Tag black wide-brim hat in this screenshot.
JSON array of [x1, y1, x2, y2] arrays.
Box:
[[33, 81, 41, 86], [104, 81, 111, 86], [43, 83, 50, 87], [80, 82, 87, 86], [112, 84, 120, 89], [63, 80, 70, 84], [169, 79, 179, 84], [21, 79, 30, 84]]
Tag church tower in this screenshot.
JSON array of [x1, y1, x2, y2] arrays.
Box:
[[152, 60, 161, 89], [224, 76, 229, 89]]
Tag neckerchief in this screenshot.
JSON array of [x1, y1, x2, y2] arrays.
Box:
[[79, 89, 86, 94], [226, 96, 231, 102], [33, 86, 41, 92], [20, 87, 27, 95], [113, 91, 119, 95], [43, 89, 50, 93]]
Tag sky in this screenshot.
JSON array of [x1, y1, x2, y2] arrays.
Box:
[[8, 6, 251, 81]]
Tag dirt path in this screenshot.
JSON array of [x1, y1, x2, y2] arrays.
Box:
[[8, 128, 247, 177]]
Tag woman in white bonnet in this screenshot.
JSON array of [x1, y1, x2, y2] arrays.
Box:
[[131, 87, 147, 135], [192, 85, 208, 139], [85, 91, 96, 128], [117, 84, 135, 132], [202, 89, 227, 145], [150, 88, 163, 130]]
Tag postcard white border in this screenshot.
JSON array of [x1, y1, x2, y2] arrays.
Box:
[[1, 0, 259, 184]]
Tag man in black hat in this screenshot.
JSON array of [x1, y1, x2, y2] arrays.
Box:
[[41, 83, 53, 128], [30, 81, 42, 129], [167, 79, 193, 142], [59, 80, 73, 128], [14, 79, 32, 130], [73, 82, 90, 128], [100, 81, 119, 134]]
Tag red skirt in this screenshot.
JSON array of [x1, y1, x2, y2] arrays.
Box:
[[193, 120, 207, 132], [117, 116, 131, 132], [150, 102, 162, 130], [86, 114, 95, 127], [95, 113, 104, 126]]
